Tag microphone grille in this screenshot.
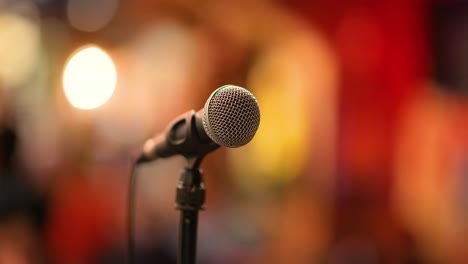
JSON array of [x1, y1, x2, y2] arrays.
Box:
[[202, 85, 260, 148]]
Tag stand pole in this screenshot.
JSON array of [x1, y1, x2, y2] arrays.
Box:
[[175, 160, 205, 264], [179, 210, 198, 264]]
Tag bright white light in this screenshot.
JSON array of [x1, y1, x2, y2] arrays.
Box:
[[62, 45, 117, 110]]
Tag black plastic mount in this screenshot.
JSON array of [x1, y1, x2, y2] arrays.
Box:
[[176, 159, 206, 211]]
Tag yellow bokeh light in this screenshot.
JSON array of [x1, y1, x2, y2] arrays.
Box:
[[0, 12, 41, 88], [62, 45, 117, 110]]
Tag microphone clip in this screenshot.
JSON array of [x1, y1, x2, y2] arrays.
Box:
[[136, 110, 220, 164]]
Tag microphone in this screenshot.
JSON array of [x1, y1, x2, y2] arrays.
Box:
[[137, 85, 260, 163]]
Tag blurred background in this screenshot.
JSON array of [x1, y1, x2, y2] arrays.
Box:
[[0, 0, 467, 263]]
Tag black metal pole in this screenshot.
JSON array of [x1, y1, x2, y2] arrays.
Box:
[[179, 210, 198, 264], [175, 160, 205, 264]]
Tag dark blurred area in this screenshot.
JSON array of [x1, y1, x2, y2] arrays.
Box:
[[0, 0, 467, 263]]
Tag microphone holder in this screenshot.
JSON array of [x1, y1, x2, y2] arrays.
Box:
[[175, 156, 205, 264]]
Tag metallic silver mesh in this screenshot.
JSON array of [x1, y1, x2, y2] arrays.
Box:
[[202, 85, 260, 148]]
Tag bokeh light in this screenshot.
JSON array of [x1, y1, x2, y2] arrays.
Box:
[[62, 45, 117, 110], [0, 10, 41, 88], [66, 0, 119, 32]]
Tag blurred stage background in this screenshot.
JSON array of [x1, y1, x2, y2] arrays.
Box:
[[0, 0, 467, 263]]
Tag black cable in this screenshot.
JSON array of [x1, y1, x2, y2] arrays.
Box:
[[128, 159, 139, 264]]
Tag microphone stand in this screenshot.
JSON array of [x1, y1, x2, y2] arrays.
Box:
[[142, 110, 217, 264], [175, 156, 205, 264]]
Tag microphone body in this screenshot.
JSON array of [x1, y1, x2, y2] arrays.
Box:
[[137, 85, 260, 163]]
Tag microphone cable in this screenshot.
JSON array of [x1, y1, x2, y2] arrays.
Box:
[[127, 157, 139, 264]]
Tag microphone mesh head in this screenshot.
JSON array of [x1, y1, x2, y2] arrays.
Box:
[[202, 85, 260, 148]]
